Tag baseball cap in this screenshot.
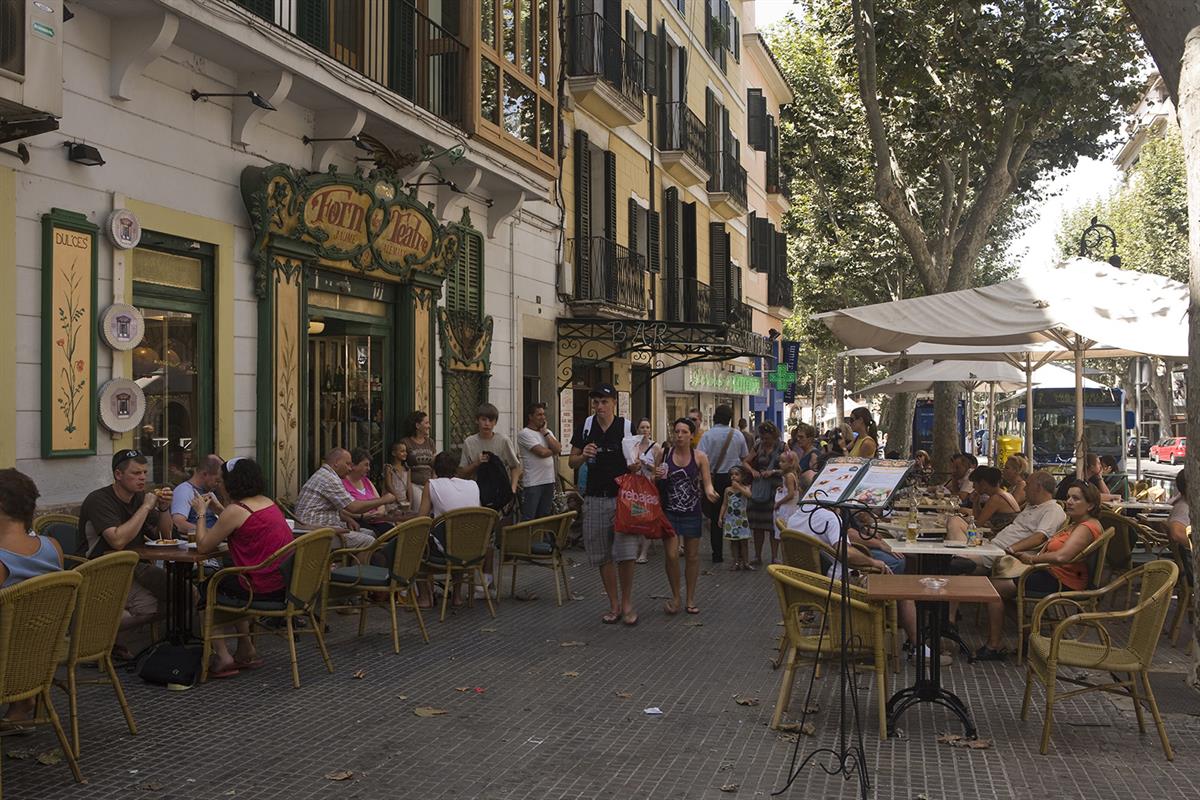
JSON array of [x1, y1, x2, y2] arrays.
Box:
[[112, 449, 144, 471], [589, 382, 617, 399]]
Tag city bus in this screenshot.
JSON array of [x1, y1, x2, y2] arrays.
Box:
[[1011, 387, 1128, 471]]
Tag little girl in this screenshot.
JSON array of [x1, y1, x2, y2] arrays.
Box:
[[383, 441, 416, 511], [773, 449, 800, 563], [720, 465, 753, 570]]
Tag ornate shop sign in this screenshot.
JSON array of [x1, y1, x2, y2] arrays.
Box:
[[240, 164, 458, 292]]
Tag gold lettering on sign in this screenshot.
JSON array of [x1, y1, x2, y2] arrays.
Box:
[[376, 206, 434, 267], [303, 185, 372, 250]]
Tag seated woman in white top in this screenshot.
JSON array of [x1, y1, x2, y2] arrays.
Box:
[[418, 451, 481, 517], [1168, 471, 1191, 550]]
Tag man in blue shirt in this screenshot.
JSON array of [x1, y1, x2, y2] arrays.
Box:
[[170, 454, 225, 534]]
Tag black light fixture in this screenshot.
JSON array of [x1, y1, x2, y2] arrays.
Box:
[[64, 141, 105, 167], [0, 143, 30, 165], [302, 134, 373, 153], [189, 89, 276, 112]]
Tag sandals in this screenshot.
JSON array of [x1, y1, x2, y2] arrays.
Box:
[[973, 645, 1007, 662], [635, 555, 649, 564], [622, 611, 639, 626], [601, 612, 621, 624], [686, 605, 700, 615], [209, 663, 240, 679], [233, 658, 265, 671]]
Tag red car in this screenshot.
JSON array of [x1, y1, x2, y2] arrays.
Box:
[[1150, 437, 1187, 465]]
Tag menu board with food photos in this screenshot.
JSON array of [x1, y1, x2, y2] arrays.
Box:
[[802, 457, 914, 508]]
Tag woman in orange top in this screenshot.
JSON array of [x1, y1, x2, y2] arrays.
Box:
[[975, 479, 1103, 660]]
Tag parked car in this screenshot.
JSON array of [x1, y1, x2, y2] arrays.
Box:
[[1127, 436, 1152, 458], [1150, 437, 1187, 465]]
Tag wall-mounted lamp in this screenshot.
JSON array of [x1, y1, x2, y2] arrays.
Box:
[[64, 141, 105, 166], [302, 134, 373, 153], [307, 320, 326, 335], [0, 143, 30, 164], [190, 89, 276, 112]]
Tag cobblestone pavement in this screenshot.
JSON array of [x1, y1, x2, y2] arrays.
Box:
[[4, 544, 1199, 800]]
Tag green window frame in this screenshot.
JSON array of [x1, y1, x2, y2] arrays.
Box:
[[446, 222, 484, 317]]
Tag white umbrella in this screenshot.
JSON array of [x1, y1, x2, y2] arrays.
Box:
[[815, 258, 1188, 473], [858, 360, 1102, 396]]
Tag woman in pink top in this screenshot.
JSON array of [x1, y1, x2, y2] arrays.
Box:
[[343, 448, 392, 535], [194, 457, 293, 678]]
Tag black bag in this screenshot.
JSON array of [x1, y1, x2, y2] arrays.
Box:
[[475, 454, 514, 512], [136, 643, 201, 687]]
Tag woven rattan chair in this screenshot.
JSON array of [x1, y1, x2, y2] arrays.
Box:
[[1096, 511, 1140, 604], [1016, 526, 1114, 662], [32, 513, 87, 566], [0, 571, 85, 794], [498, 511, 577, 606], [323, 517, 432, 653], [421, 507, 500, 622], [768, 564, 890, 739], [200, 528, 335, 688], [1022, 560, 1179, 759], [54, 551, 138, 757]]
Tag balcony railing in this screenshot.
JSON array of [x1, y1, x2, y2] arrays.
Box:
[[707, 148, 748, 210], [727, 297, 752, 330], [570, 237, 646, 313], [233, 0, 465, 128], [667, 277, 712, 323], [769, 274, 794, 310], [567, 13, 645, 108], [658, 102, 709, 169]]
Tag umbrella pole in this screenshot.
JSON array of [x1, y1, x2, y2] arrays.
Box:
[[1025, 356, 1034, 468], [988, 382, 996, 466], [1075, 336, 1085, 478], [1135, 357, 1142, 482]]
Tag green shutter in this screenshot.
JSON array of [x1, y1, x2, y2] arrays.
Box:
[[647, 209, 660, 274], [295, 0, 328, 52], [574, 129, 592, 297], [709, 221, 728, 323], [603, 150, 617, 242], [239, 0, 274, 22], [628, 197, 640, 264], [664, 187, 680, 318], [390, 0, 417, 99]]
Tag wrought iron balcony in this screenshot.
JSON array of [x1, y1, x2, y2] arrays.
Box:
[[727, 297, 753, 330], [666, 277, 713, 323], [658, 102, 710, 186], [233, 0, 465, 128], [706, 147, 748, 217], [570, 237, 646, 316], [769, 273, 794, 310], [566, 13, 646, 127]]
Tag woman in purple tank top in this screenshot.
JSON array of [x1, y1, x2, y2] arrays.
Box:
[[654, 419, 719, 616], [194, 458, 293, 679]]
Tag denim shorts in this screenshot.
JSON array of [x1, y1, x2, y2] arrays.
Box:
[[666, 511, 703, 539]]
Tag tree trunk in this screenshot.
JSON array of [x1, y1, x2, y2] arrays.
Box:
[[1124, 0, 1200, 689], [1147, 357, 1175, 439], [834, 356, 846, 427], [886, 392, 916, 457], [931, 383, 959, 474]]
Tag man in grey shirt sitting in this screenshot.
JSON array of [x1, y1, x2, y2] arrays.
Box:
[[950, 470, 1066, 574], [697, 404, 748, 564]]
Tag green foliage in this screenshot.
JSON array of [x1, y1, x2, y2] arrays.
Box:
[[1055, 127, 1188, 282]]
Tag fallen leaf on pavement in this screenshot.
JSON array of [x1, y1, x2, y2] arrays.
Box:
[[397, 694, 409, 700], [562, 671, 580, 678], [649, 594, 671, 599], [776, 722, 816, 736], [718, 762, 733, 772], [804, 702, 821, 714], [684, 620, 704, 627], [324, 770, 354, 781], [480, 627, 498, 633], [734, 696, 759, 706], [701, 569, 713, 576], [614, 691, 633, 699], [936, 733, 992, 749], [720, 783, 739, 793], [139, 781, 164, 791], [35, 749, 63, 766], [4, 747, 34, 760], [414, 707, 448, 717], [559, 640, 587, 647], [454, 686, 470, 692], [352, 669, 367, 679]]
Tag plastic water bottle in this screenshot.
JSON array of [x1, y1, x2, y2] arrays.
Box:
[[966, 523, 979, 547]]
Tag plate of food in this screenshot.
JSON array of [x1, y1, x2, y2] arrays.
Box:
[[145, 538, 184, 547]]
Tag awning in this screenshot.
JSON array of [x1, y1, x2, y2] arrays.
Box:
[[857, 360, 1103, 396]]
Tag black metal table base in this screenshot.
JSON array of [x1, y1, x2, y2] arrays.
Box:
[[886, 600, 978, 738], [162, 560, 199, 646]]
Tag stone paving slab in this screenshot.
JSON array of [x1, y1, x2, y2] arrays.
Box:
[[3, 549, 1198, 800]]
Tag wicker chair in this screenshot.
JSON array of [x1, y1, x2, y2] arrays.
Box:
[[323, 517, 432, 653], [1096, 511, 1140, 604], [1022, 560, 1179, 759], [497, 511, 577, 606], [0, 571, 85, 794], [199, 528, 336, 688], [31, 513, 87, 566], [768, 564, 890, 739], [1015, 526, 1114, 662], [54, 551, 139, 757], [421, 507, 501, 623]]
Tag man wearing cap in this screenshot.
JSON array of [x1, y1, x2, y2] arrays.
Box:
[[77, 449, 175, 651], [569, 383, 639, 625]]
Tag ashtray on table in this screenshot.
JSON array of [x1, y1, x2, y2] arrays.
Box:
[[918, 577, 948, 591]]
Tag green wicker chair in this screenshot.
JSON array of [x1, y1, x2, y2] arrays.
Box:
[[0, 571, 85, 795], [1022, 560, 1179, 759], [32, 513, 87, 566], [1016, 526, 1113, 662], [420, 507, 501, 623]]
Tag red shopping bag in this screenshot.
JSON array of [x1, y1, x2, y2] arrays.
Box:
[[614, 473, 676, 539]]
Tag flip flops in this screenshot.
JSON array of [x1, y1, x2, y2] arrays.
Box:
[[209, 664, 240, 679], [601, 612, 621, 624], [233, 658, 265, 671], [622, 612, 639, 626], [686, 605, 700, 615]]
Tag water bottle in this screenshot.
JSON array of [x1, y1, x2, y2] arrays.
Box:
[[966, 523, 979, 547]]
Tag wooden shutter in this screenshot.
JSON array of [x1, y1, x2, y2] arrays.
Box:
[[603, 150, 617, 241], [774, 230, 788, 305], [647, 209, 661, 274], [296, 0, 329, 51], [732, 14, 740, 61], [574, 129, 592, 296], [679, 47, 687, 103], [644, 29, 658, 96], [755, 217, 773, 273], [732, 264, 742, 300], [628, 197, 640, 266], [747, 211, 757, 270], [709, 222, 729, 323], [718, 0, 730, 70], [241, 0, 273, 21], [391, 1, 416, 98], [766, 115, 780, 191], [747, 89, 767, 150], [705, 88, 719, 188], [664, 187, 680, 318], [704, 0, 712, 52], [449, 227, 484, 316]]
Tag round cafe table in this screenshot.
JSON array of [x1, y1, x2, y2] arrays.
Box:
[[129, 541, 224, 645]]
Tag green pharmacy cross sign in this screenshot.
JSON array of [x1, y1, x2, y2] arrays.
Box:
[[767, 363, 797, 392]]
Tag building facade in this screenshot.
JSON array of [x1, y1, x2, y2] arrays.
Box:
[[557, 0, 792, 440], [1, 0, 565, 504]]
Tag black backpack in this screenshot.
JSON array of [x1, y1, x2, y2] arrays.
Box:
[[476, 454, 514, 512]]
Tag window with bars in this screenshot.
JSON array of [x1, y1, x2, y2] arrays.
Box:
[[479, 0, 556, 159]]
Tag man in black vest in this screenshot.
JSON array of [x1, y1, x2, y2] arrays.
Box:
[[569, 383, 639, 625]]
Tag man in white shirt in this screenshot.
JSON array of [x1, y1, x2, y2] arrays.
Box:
[[516, 401, 561, 521], [950, 470, 1066, 574], [698, 404, 749, 564]]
